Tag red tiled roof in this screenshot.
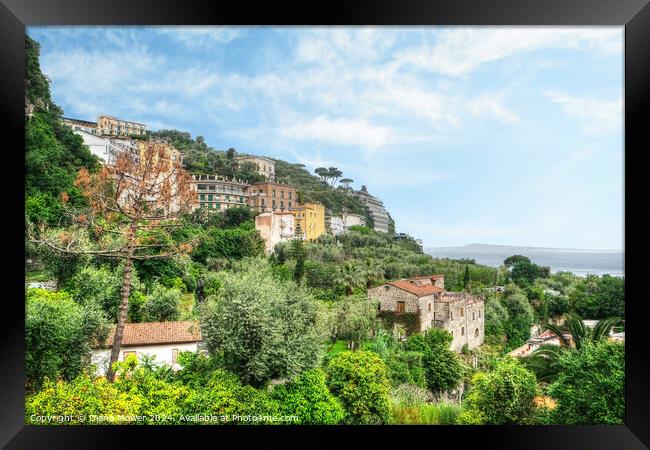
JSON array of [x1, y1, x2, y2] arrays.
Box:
[[388, 280, 444, 297], [96, 321, 201, 348]]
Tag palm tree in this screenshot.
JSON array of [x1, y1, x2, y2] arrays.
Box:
[[522, 313, 621, 383], [362, 258, 384, 288], [336, 262, 365, 295]]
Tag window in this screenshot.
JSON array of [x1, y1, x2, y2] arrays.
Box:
[[272, 200, 276, 208], [200, 194, 206, 201], [461, 327, 465, 336], [451, 330, 454, 337], [240, 196, 244, 203], [478, 310, 481, 318], [475, 328, 479, 337], [460, 307, 464, 317], [281, 201, 284, 209], [272, 190, 276, 197], [428, 303, 432, 312], [384, 285, 390, 291], [208, 185, 215, 190], [207, 203, 213, 209], [216, 203, 221, 209], [450, 311, 454, 320], [198, 184, 207, 190], [281, 191, 285, 199], [288, 192, 292, 199], [172, 349, 179, 365], [208, 194, 213, 201], [473, 312, 475, 320], [261, 199, 265, 206], [288, 202, 292, 208], [397, 301, 405, 313]]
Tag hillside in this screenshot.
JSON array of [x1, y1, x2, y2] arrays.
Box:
[[148, 129, 371, 220]]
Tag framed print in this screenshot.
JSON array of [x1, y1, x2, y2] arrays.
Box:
[[2, 0, 648, 448]]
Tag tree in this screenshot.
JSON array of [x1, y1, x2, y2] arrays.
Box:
[[361, 257, 384, 288], [548, 341, 624, 424], [142, 284, 182, 322], [290, 238, 306, 282], [335, 262, 365, 295], [330, 294, 379, 350], [339, 178, 354, 189], [271, 369, 345, 424], [405, 329, 463, 393], [522, 313, 621, 383], [29, 142, 197, 382], [25, 289, 108, 391], [503, 255, 531, 267], [200, 259, 324, 387], [463, 265, 470, 288], [326, 351, 391, 424], [463, 357, 539, 425]]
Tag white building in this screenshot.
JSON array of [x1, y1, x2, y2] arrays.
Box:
[[255, 211, 295, 253], [352, 188, 390, 233], [91, 321, 202, 375], [329, 213, 366, 235], [73, 129, 139, 165]]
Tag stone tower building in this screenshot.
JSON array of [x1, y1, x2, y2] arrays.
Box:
[[368, 275, 485, 351]]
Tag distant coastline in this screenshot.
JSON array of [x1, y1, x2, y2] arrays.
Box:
[[425, 243, 624, 277]]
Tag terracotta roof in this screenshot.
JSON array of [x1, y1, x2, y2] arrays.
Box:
[[388, 280, 443, 297], [96, 321, 201, 348]]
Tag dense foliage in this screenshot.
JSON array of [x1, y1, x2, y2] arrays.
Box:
[[548, 342, 624, 424], [25, 289, 108, 391], [326, 351, 391, 424], [200, 259, 325, 387], [462, 357, 539, 424]]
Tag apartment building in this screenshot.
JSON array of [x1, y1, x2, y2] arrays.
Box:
[[97, 114, 147, 137], [352, 188, 390, 233], [236, 155, 275, 181], [248, 181, 297, 213], [291, 202, 325, 241], [192, 175, 250, 211]]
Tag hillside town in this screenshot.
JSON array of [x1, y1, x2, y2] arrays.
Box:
[[63, 114, 402, 254]]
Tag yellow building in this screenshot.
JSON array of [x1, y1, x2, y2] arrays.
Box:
[[290, 202, 325, 241]]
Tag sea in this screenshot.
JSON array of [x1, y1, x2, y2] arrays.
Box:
[[425, 243, 624, 278]]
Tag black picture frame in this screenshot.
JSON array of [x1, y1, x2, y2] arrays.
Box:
[[2, 0, 648, 447]]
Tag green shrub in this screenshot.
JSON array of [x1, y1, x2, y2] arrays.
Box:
[[326, 351, 390, 424], [271, 369, 345, 424]]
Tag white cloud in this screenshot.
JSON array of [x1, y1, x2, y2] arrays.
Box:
[[394, 27, 622, 77], [278, 116, 391, 149], [155, 27, 242, 47], [545, 90, 622, 134], [466, 93, 520, 125]]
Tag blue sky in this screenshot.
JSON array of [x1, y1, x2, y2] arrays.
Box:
[[27, 26, 624, 250]]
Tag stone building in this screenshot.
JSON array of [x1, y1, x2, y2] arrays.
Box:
[[290, 202, 325, 241], [191, 174, 250, 211], [248, 181, 297, 213], [368, 275, 485, 351], [97, 114, 147, 137], [236, 155, 275, 181]]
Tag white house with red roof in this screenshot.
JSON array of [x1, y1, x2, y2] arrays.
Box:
[[368, 275, 484, 351], [91, 321, 202, 375]]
